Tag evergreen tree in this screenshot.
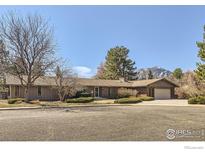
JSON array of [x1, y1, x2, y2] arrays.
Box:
[[147, 69, 154, 79], [103, 46, 137, 80], [173, 68, 183, 79], [196, 26, 205, 81]]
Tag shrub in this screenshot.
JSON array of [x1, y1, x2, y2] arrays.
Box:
[[138, 96, 154, 101], [75, 91, 92, 98], [117, 92, 131, 98], [188, 96, 205, 104], [188, 97, 198, 104], [79, 92, 91, 97], [114, 98, 142, 104], [66, 97, 94, 103], [8, 98, 25, 104]]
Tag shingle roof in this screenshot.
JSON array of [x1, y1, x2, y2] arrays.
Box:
[[5, 75, 178, 87], [131, 78, 161, 87], [77, 78, 133, 87], [5, 75, 57, 86]]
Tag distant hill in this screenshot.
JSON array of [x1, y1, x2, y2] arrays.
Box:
[[134, 66, 172, 80]]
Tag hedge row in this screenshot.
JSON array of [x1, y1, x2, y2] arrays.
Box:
[[137, 96, 154, 101], [66, 97, 94, 103], [114, 96, 154, 104], [114, 98, 142, 104], [188, 96, 205, 104]]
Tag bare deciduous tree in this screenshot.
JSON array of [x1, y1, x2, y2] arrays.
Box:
[[95, 62, 105, 79], [0, 40, 8, 73], [0, 12, 56, 102], [54, 65, 79, 102], [169, 71, 205, 98]]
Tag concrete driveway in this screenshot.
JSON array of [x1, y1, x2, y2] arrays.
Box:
[[139, 99, 190, 106]]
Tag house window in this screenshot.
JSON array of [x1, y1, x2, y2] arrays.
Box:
[[38, 86, 42, 96], [94, 87, 99, 97], [7, 86, 10, 97], [15, 86, 19, 97], [108, 88, 111, 97]]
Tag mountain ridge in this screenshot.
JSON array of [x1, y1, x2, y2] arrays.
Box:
[[134, 66, 172, 80]]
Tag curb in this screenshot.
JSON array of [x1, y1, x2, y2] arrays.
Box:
[[0, 103, 204, 111], [0, 104, 132, 111], [0, 106, 42, 111], [62, 104, 134, 108]]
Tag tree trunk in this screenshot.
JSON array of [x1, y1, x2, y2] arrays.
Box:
[[58, 90, 63, 102], [59, 95, 63, 102], [25, 85, 31, 103]]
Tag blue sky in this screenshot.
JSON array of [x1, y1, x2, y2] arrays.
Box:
[[0, 6, 204, 77]]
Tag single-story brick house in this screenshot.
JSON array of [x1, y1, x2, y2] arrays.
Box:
[[3, 75, 178, 100]]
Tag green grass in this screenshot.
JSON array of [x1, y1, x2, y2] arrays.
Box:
[[0, 101, 98, 108], [7, 98, 25, 104], [137, 96, 154, 101], [0, 103, 38, 108], [0, 98, 41, 108], [0, 98, 111, 108], [40, 101, 107, 107], [188, 96, 205, 105], [0, 96, 154, 108], [114, 96, 154, 104], [114, 97, 142, 104], [66, 97, 94, 103]]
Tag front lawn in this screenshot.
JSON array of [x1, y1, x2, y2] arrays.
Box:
[[0, 96, 154, 108], [0, 101, 97, 108], [66, 97, 94, 103], [0, 103, 39, 108], [40, 100, 114, 107], [0, 98, 113, 108], [114, 97, 142, 104]]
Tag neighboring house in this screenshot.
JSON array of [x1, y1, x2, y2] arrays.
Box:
[[4, 75, 178, 100]]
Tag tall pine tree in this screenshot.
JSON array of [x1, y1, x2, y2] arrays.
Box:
[[103, 46, 137, 80], [147, 69, 154, 79], [196, 26, 205, 81], [173, 68, 183, 79]]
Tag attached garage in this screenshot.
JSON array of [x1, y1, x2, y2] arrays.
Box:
[[134, 78, 179, 100], [147, 78, 178, 99], [154, 88, 171, 100]]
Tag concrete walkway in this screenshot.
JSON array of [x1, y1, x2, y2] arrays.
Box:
[[138, 99, 195, 106]]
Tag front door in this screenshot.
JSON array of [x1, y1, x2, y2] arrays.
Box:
[[94, 87, 99, 97]]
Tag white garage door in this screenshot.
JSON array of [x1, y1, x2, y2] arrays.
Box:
[[154, 88, 171, 99]]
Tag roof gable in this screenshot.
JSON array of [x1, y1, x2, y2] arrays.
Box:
[[147, 78, 179, 87]]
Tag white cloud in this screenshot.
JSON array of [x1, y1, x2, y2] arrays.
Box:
[[73, 66, 94, 78]]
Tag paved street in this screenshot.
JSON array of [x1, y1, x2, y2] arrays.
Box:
[[0, 105, 205, 141]]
